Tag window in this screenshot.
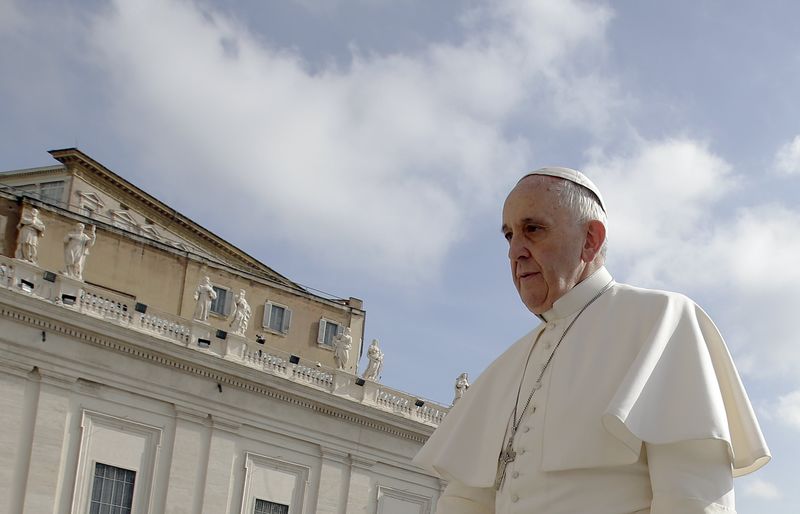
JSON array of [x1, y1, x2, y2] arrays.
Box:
[[16, 180, 66, 204], [263, 302, 292, 334], [72, 411, 161, 514], [254, 499, 289, 514], [89, 463, 135, 514], [40, 181, 65, 202], [210, 286, 230, 316], [317, 318, 341, 347], [241, 452, 309, 514], [77, 191, 104, 218]]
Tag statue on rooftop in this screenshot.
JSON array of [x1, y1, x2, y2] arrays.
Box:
[[16, 206, 46, 264], [333, 327, 353, 371], [63, 222, 96, 281], [362, 339, 384, 381], [0, 262, 14, 287], [193, 276, 217, 322], [229, 289, 251, 336], [453, 372, 470, 404]]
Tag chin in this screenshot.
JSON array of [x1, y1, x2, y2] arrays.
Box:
[[520, 296, 545, 314]]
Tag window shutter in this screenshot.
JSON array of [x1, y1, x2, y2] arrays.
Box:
[[224, 289, 232, 316], [317, 319, 326, 344], [282, 308, 292, 333], [263, 302, 273, 328], [336, 324, 343, 336]]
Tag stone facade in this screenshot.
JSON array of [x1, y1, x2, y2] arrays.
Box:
[[0, 150, 447, 514]]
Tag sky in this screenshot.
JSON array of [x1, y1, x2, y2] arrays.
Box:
[[2, 0, 800, 511]]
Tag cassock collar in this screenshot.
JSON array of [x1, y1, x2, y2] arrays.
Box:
[[538, 267, 614, 323]]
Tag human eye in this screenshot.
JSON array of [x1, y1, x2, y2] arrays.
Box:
[[524, 223, 541, 234], [503, 230, 513, 242]]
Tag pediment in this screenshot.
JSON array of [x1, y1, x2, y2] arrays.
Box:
[[140, 224, 161, 241], [109, 209, 139, 231], [77, 190, 105, 208]]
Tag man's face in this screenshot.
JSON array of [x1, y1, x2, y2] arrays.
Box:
[[502, 177, 588, 314]]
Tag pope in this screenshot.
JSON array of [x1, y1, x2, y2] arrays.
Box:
[[414, 168, 770, 514]]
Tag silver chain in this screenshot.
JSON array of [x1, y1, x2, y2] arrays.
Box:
[[501, 280, 614, 475]]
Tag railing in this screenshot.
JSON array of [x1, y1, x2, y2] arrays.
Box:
[[0, 254, 449, 426], [243, 347, 335, 390], [79, 287, 133, 324], [137, 308, 192, 345], [377, 389, 447, 425]]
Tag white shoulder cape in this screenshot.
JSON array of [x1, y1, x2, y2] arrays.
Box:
[[414, 282, 770, 488]]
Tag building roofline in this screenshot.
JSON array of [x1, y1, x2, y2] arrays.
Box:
[[0, 164, 65, 177], [0, 187, 360, 311], [46, 147, 301, 290]]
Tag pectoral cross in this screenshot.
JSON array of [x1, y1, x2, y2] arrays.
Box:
[[495, 435, 517, 490]]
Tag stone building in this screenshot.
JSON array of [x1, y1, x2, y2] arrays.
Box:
[[0, 148, 447, 514]]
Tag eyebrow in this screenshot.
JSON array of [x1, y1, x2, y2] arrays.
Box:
[[501, 217, 547, 234]]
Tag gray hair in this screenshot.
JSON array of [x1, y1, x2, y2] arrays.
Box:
[[550, 178, 608, 260]]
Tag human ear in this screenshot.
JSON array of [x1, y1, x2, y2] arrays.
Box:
[[582, 220, 606, 262]]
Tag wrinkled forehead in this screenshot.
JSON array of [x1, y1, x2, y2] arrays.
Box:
[[504, 175, 563, 208]]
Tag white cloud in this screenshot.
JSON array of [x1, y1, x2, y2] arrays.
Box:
[[742, 477, 782, 501], [585, 138, 734, 284], [83, 0, 617, 283], [774, 135, 800, 175], [585, 139, 800, 380], [775, 390, 800, 431]]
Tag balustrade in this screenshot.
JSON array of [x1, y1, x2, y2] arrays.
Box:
[[0, 254, 449, 426]]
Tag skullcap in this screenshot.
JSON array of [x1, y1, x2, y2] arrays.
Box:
[[520, 166, 606, 213]]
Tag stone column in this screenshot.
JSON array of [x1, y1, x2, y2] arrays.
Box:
[[0, 361, 34, 514], [22, 367, 75, 514], [199, 416, 241, 514], [314, 447, 350, 514], [345, 455, 376, 514], [163, 406, 211, 514]]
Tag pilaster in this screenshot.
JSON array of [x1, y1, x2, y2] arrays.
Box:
[[345, 455, 376, 514], [21, 367, 76, 514], [199, 415, 241, 514], [163, 405, 211, 514], [314, 447, 350, 514]]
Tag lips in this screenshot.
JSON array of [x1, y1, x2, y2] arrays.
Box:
[[517, 271, 540, 280]]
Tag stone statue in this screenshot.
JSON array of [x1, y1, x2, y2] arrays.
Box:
[[229, 289, 251, 336], [362, 339, 384, 381], [63, 223, 96, 280], [453, 372, 470, 404], [0, 262, 14, 287], [193, 276, 217, 322], [333, 327, 353, 370], [15, 206, 45, 264]]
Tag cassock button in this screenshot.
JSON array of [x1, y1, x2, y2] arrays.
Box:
[[511, 495, 519, 503], [522, 426, 530, 433], [512, 471, 520, 479]]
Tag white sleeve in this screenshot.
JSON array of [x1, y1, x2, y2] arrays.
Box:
[[435, 479, 495, 514], [647, 439, 736, 513]]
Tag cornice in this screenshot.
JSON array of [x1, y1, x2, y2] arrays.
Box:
[[0, 165, 67, 180], [0, 298, 432, 444], [48, 148, 297, 288]]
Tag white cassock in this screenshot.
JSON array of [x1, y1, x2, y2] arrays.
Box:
[[414, 268, 770, 514]]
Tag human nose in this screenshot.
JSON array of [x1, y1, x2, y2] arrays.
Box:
[[507, 233, 529, 261]]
